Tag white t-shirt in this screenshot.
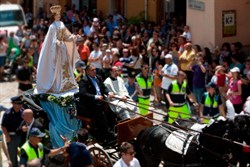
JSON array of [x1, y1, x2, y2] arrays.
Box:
[[161, 63, 178, 90], [182, 31, 192, 42], [113, 157, 141, 167], [89, 49, 102, 69], [103, 54, 112, 68]]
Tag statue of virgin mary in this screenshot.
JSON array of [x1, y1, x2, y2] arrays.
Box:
[[32, 5, 80, 147], [34, 5, 79, 94]]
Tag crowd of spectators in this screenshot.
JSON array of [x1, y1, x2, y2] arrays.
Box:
[[0, 3, 249, 115]]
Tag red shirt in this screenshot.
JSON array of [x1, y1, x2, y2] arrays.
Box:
[[112, 60, 123, 68], [77, 44, 90, 61], [216, 73, 226, 87]]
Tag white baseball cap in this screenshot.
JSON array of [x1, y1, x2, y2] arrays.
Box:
[[165, 54, 172, 59], [93, 17, 99, 22], [111, 48, 119, 54], [230, 67, 240, 73]]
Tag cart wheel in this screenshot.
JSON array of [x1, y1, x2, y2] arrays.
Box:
[[89, 146, 113, 167]]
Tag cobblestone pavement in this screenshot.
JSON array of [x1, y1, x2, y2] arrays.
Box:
[[0, 81, 18, 167], [0, 80, 167, 166], [0, 81, 18, 108]]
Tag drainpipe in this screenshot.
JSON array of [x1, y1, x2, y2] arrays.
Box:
[[144, 0, 147, 21]]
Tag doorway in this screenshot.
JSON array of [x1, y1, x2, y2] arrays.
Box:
[[174, 0, 186, 25]]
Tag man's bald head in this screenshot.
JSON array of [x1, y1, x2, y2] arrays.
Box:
[[111, 66, 119, 71], [23, 109, 33, 115], [22, 109, 34, 123]]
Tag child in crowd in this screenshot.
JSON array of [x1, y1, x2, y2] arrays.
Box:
[[211, 65, 228, 102], [153, 60, 163, 106], [227, 67, 243, 114]]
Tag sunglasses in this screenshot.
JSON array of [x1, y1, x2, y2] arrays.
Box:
[[127, 151, 136, 156]]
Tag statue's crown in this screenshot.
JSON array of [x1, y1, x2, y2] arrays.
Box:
[[50, 5, 61, 14]]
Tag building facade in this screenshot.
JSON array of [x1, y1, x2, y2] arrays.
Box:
[[97, 0, 250, 51], [187, 0, 250, 51]]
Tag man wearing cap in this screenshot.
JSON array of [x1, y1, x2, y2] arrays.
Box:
[[199, 82, 225, 123], [20, 128, 69, 167], [74, 61, 86, 83], [161, 53, 178, 108], [1, 96, 24, 167]]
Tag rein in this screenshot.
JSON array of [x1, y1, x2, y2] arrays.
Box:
[[109, 95, 217, 123], [99, 97, 248, 165], [101, 97, 248, 147]]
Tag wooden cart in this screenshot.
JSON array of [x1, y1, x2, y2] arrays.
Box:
[[77, 112, 153, 167]]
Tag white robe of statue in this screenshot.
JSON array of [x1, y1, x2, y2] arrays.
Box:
[[34, 21, 79, 94]]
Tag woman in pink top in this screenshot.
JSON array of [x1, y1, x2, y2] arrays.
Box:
[[227, 67, 243, 113]]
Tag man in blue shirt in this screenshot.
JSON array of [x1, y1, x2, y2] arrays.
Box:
[[125, 71, 138, 102], [62, 128, 93, 167]]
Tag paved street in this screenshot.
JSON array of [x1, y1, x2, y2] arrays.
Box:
[[0, 81, 18, 167], [0, 81, 18, 108]]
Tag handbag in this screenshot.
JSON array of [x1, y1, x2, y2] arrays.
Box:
[[126, 56, 139, 73]]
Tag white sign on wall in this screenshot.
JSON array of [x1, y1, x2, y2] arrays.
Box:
[[188, 0, 205, 11], [222, 10, 236, 37], [223, 13, 235, 26]]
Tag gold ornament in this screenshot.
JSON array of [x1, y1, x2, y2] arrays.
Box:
[[50, 5, 61, 15]]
